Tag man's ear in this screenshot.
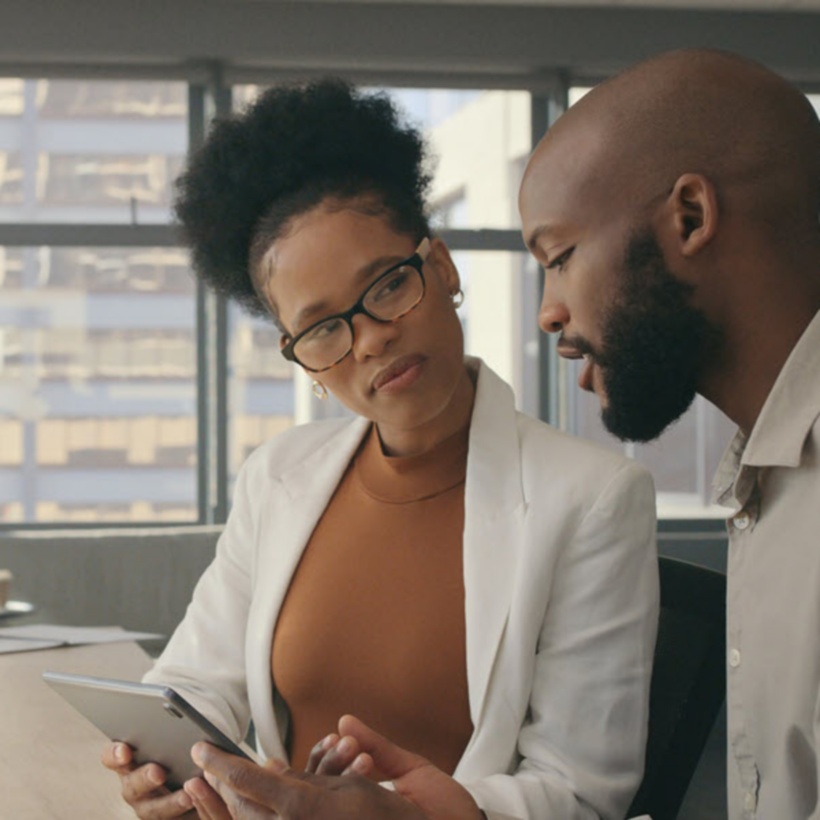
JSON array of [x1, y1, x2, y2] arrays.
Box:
[[279, 334, 290, 352], [428, 237, 461, 294], [663, 173, 719, 257]]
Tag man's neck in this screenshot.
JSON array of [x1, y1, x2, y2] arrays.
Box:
[[700, 301, 820, 435]]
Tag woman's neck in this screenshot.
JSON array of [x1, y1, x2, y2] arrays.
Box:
[[375, 366, 476, 458]]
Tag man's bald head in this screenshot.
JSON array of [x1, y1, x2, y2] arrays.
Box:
[[519, 49, 820, 438], [521, 48, 820, 246]]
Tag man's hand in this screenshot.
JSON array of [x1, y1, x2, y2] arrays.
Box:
[[100, 740, 231, 820], [190, 744, 428, 820], [305, 716, 484, 820], [336, 715, 483, 820]]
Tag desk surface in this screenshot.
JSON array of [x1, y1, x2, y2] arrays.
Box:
[[1, 640, 153, 819]]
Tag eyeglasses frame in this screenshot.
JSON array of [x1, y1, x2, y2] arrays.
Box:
[[280, 237, 431, 373]]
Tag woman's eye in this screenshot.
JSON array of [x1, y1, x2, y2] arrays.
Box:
[[372, 271, 409, 301], [306, 318, 342, 341], [546, 247, 575, 272]]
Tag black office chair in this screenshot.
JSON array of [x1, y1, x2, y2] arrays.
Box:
[[626, 556, 726, 820]]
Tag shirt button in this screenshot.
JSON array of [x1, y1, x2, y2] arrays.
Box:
[[744, 791, 757, 811], [734, 512, 751, 530], [729, 648, 742, 668]]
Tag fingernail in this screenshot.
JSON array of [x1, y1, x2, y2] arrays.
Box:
[[337, 737, 352, 753], [191, 743, 205, 766], [148, 766, 164, 786], [322, 734, 335, 750], [178, 791, 193, 810], [114, 744, 126, 764], [352, 755, 368, 772]]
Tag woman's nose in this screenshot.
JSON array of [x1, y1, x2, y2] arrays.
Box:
[[350, 312, 399, 360]]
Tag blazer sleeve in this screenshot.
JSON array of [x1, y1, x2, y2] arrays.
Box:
[[468, 462, 659, 820], [141, 458, 257, 742]]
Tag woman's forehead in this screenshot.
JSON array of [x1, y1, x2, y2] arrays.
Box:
[[261, 208, 415, 326]]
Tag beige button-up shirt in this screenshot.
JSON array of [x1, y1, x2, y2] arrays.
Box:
[[712, 309, 820, 820]]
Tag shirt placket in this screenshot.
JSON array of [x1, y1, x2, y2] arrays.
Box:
[[725, 464, 761, 819]]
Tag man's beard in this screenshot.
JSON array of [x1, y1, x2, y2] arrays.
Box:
[[593, 230, 723, 443]]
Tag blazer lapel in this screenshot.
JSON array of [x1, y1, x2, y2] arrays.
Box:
[[246, 417, 370, 759], [461, 362, 526, 737]]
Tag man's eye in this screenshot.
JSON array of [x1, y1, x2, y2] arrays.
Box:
[[546, 247, 575, 272]]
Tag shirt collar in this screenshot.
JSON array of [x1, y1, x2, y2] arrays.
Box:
[[712, 309, 820, 506], [741, 309, 820, 469]]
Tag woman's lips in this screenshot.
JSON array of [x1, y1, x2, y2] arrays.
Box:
[[372, 354, 426, 393]]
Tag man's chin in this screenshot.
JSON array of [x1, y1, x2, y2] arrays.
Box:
[[601, 405, 681, 444]]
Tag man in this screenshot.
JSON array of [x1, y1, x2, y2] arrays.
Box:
[[518, 48, 820, 819], [189, 48, 820, 819]]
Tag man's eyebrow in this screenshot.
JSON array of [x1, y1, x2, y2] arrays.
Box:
[[290, 253, 408, 331], [524, 223, 554, 253]]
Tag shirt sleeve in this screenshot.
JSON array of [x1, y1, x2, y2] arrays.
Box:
[[467, 462, 659, 820]]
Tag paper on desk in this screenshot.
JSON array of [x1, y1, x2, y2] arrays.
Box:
[[0, 624, 163, 654], [0, 636, 65, 654]]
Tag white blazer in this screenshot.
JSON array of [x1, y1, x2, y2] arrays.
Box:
[[145, 359, 659, 820]]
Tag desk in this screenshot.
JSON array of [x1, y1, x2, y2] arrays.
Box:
[[0, 641, 153, 819]]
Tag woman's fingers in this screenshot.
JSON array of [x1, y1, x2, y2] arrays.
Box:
[[313, 736, 362, 776], [305, 733, 339, 773]]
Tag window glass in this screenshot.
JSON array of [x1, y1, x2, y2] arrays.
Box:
[[0, 79, 186, 224], [228, 306, 294, 488], [0, 245, 197, 525]]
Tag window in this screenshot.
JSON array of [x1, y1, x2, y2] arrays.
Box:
[[0, 77, 192, 526], [0, 244, 197, 524], [0, 79, 186, 225], [4, 69, 811, 529]]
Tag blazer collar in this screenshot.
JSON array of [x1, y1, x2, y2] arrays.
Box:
[[248, 417, 370, 760], [460, 358, 526, 740]]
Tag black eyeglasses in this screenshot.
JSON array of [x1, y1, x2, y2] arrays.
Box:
[[280, 238, 431, 373]]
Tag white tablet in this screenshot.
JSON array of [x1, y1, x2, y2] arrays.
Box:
[[42, 671, 257, 789]]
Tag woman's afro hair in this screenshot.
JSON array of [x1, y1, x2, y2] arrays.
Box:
[[174, 78, 433, 318]]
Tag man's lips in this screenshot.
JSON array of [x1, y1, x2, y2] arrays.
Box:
[[557, 345, 597, 392], [371, 354, 426, 391], [556, 344, 584, 360]]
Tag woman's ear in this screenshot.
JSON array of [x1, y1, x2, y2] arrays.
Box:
[[663, 173, 719, 258], [427, 237, 461, 295]]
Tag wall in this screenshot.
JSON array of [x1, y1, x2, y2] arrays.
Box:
[[0, 527, 220, 639]]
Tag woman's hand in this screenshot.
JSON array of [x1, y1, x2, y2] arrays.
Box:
[[305, 732, 374, 777], [101, 740, 231, 819]]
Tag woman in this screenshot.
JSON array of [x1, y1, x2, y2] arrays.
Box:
[[102, 79, 658, 820]]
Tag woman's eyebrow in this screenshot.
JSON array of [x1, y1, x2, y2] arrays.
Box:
[[290, 253, 407, 329]]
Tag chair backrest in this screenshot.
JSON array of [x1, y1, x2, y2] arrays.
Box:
[[626, 555, 726, 820]]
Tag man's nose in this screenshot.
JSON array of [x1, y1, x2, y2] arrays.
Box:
[[537, 286, 569, 334]]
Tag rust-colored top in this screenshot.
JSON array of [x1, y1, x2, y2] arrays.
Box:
[[272, 423, 474, 774]]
